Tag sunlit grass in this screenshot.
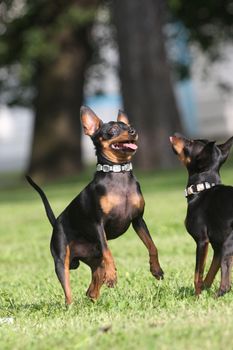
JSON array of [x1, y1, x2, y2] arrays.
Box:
[[1, 166, 233, 349]]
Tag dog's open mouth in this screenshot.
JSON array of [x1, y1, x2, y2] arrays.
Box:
[[111, 141, 138, 152]]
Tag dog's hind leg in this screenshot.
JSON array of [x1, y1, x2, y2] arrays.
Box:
[[50, 225, 73, 305], [194, 238, 209, 295], [51, 234, 72, 305], [94, 224, 117, 288], [217, 255, 232, 297], [85, 258, 105, 301], [217, 234, 233, 297], [54, 245, 72, 305], [203, 249, 221, 288], [71, 240, 105, 300]]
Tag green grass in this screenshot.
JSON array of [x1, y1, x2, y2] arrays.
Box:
[[1, 167, 233, 350]]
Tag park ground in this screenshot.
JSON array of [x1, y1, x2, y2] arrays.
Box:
[[1, 167, 233, 350]]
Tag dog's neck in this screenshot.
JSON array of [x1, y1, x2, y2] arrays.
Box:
[[92, 153, 134, 181], [186, 170, 221, 202], [187, 170, 221, 187], [96, 153, 132, 168]]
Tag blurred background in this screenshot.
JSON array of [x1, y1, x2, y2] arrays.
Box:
[[0, 0, 233, 182]]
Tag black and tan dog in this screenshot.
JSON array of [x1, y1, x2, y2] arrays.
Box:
[[27, 106, 163, 304], [170, 133, 233, 297]]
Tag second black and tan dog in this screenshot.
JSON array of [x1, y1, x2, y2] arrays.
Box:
[[27, 106, 164, 304], [170, 133, 233, 297]]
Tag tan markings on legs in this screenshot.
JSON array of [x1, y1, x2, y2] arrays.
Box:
[[64, 245, 72, 305], [100, 193, 121, 214], [194, 271, 202, 296], [132, 217, 163, 279], [139, 228, 161, 275], [102, 248, 117, 287], [203, 252, 221, 288], [86, 261, 105, 300], [194, 241, 209, 296]]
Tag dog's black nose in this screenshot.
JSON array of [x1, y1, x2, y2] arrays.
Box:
[[128, 127, 136, 136]]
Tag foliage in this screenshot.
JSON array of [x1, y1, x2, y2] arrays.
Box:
[[168, 0, 233, 58], [163, 0, 233, 80], [0, 1, 232, 105], [0, 0, 98, 105], [1, 168, 233, 349]]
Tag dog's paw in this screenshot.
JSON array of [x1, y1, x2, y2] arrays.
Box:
[[216, 286, 231, 298], [194, 281, 204, 296], [104, 268, 117, 288], [105, 278, 117, 288], [151, 266, 164, 280], [86, 288, 99, 301], [194, 289, 202, 297]]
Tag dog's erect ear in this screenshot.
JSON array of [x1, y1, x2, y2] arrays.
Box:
[[196, 141, 216, 170], [218, 136, 233, 164], [80, 106, 102, 136], [117, 110, 130, 125]]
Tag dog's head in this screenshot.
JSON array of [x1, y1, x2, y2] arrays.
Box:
[[80, 106, 138, 163], [169, 133, 233, 174]]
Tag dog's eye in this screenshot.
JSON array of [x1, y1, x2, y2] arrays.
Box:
[[108, 125, 119, 136]]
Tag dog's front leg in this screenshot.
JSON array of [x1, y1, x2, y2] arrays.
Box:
[[96, 224, 117, 287], [194, 239, 209, 295], [132, 217, 164, 280]]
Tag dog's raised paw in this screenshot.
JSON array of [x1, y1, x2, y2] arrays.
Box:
[[105, 278, 117, 288], [104, 269, 117, 288], [151, 267, 164, 280]]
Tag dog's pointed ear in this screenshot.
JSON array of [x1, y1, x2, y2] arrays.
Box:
[[80, 106, 102, 136], [196, 141, 216, 170], [117, 110, 130, 125], [218, 136, 233, 164]]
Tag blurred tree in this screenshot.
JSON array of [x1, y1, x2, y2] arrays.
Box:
[[0, 0, 100, 180], [113, 0, 182, 169], [169, 0, 233, 60], [113, 0, 233, 169], [1, 0, 232, 177], [167, 0, 233, 86]]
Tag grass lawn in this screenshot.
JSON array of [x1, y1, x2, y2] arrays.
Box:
[[1, 167, 233, 350]]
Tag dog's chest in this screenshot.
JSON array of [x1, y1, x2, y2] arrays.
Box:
[[100, 190, 144, 217], [100, 189, 144, 240]]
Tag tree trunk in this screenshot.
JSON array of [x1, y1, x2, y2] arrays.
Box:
[[113, 0, 182, 169], [27, 1, 99, 181]]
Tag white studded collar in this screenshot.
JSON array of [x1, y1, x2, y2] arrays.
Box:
[[185, 182, 216, 198], [96, 163, 133, 173]]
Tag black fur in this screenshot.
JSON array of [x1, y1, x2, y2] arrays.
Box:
[[170, 133, 233, 297], [27, 106, 163, 304]]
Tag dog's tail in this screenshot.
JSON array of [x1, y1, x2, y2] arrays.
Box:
[[26, 175, 56, 227]]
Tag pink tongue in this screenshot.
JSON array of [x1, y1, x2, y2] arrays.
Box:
[[123, 143, 138, 150]]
